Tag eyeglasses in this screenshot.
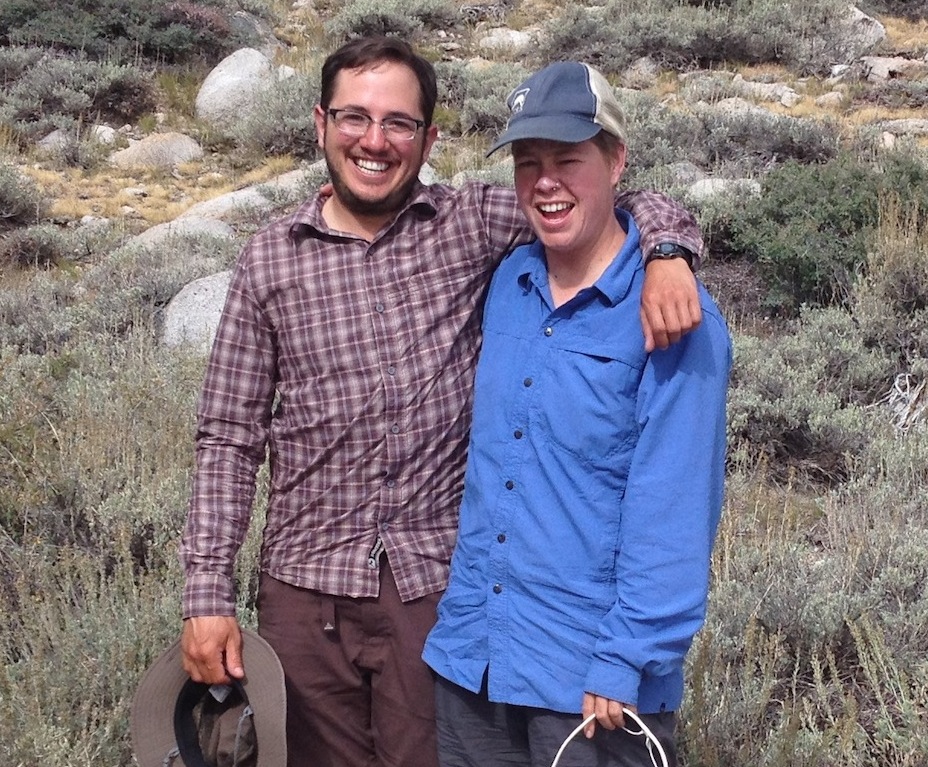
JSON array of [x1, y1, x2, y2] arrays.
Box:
[[327, 109, 425, 141]]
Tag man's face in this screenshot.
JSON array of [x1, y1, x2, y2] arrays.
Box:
[[512, 137, 626, 261], [314, 61, 438, 222]]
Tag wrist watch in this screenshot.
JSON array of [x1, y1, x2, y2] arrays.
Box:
[[648, 242, 696, 271]]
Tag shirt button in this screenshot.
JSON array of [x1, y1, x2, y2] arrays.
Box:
[[497, 533, 506, 543], [505, 480, 514, 490], [513, 429, 523, 439], [390, 424, 400, 434], [493, 584, 502, 594], [386, 479, 396, 488], [375, 302, 385, 313], [523, 378, 533, 387], [544, 327, 553, 336], [387, 365, 396, 375]]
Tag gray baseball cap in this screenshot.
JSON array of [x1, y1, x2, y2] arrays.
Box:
[[487, 61, 627, 156]]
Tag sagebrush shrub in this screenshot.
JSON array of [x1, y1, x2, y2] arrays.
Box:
[[680, 457, 928, 766], [0, 53, 158, 142], [727, 309, 894, 482], [853, 78, 928, 111], [700, 109, 840, 174], [536, 0, 852, 75], [0, 224, 70, 269], [230, 71, 321, 159], [456, 62, 528, 135], [323, 0, 457, 41], [0, 0, 254, 64], [0, 45, 42, 86], [851, 195, 928, 370], [0, 162, 46, 230]]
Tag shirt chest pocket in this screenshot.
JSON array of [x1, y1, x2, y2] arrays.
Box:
[[533, 338, 644, 467]]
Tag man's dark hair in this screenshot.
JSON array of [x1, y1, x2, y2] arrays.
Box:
[[320, 36, 438, 126]]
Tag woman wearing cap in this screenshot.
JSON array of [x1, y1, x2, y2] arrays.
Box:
[[422, 62, 732, 767]]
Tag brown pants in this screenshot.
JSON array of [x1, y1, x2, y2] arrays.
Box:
[[257, 561, 441, 767]]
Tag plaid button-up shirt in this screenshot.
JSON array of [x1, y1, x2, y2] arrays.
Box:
[[180, 181, 703, 617]]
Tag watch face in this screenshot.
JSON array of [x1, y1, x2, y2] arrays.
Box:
[[654, 243, 685, 256], [650, 243, 695, 269]]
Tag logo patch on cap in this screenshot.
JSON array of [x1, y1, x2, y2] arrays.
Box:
[[510, 88, 530, 114]]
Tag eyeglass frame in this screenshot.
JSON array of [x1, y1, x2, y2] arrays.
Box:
[[326, 108, 426, 142]]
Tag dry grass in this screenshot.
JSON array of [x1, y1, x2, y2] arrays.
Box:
[[20, 155, 298, 225], [882, 16, 928, 53], [845, 104, 928, 125], [428, 133, 495, 179]]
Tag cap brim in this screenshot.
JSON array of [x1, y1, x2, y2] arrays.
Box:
[[486, 116, 602, 157], [131, 628, 287, 767]]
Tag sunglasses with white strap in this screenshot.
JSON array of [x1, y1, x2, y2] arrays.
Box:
[[550, 709, 670, 767]]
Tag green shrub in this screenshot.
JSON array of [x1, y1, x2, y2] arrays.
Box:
[[853, 79, 928, 111], [536, 0, 852, 76], [323, 0, 457, 41], [230, 71, 321, 159], [0, 162, 46, 230], [727, 308, 894, 483], [0, 53, 157, 142], [851, 196, 928, 370], [727, 152, 928, 315], [683, 464, 928, 765], [701, 109, 840, 173], [456, 62, 528, 135], [0, 0, 254, 65], [0, 45, 42, 86], [0, 224, 70, 269]]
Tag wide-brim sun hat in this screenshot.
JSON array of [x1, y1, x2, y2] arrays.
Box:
[[131, 628, 287, 767], [487, 61, 627, 156]]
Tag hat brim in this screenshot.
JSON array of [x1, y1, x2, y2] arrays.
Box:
[[131, 628, 287, 767], [486, 116, 602, 156]]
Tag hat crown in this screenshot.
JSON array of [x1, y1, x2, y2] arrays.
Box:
[[487, 61, 626, 156]]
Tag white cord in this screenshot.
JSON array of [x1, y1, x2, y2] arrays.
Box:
[[549, 709, 669, 767]]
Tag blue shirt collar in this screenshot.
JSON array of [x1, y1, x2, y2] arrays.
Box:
[[516, 209, 642, 307]]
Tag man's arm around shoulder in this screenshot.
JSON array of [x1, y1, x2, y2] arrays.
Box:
[[617, 189, 703, 352]]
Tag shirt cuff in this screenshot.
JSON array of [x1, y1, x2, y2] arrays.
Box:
[[584, 657, 642, 709], [182, 572, 238, 619]]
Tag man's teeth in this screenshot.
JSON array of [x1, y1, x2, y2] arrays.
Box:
[[356, 158, 389, 172], [539, 202, 571, 213]]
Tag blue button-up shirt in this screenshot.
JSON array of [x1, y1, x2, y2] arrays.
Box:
[[423, 211, 731, 714]]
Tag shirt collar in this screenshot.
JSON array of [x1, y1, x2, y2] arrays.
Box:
[[516, 209, 642, 306], [286, 181, 440, 242]]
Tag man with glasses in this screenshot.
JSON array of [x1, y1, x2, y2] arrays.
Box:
[[179, 36, 705, 767]]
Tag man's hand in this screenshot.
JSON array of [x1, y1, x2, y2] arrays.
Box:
[[582, 692, 636, 738], [181, 615, 244, 684], [641, 257, 701, 352]]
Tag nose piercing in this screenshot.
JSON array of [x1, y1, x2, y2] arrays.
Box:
[[551, 182, 560, 191]]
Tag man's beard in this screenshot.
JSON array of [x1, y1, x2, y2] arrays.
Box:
[[324, 153, 421, 219]]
